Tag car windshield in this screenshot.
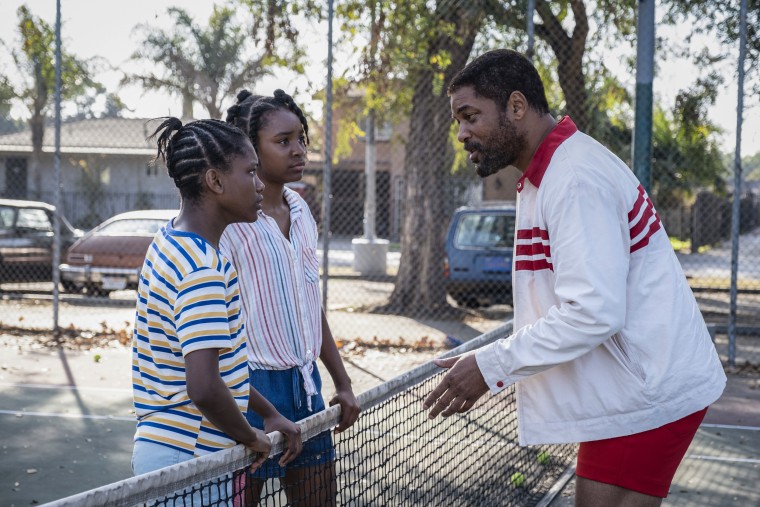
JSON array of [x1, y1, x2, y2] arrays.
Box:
[[96, 218, 166, 236], [454, 213, 516, 249]]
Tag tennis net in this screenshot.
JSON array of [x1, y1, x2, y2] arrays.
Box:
[[43, 322, 577, 506]]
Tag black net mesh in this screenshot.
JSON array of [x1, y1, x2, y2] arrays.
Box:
[[46, 328, 576, 507], [117, 377, 574, 507]]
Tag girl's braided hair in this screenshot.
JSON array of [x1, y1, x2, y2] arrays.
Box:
[[225, 89, 309, 149], [149, 117, 251, 202]]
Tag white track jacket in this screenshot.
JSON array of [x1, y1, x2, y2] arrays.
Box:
[[475, 117, 726, 445]]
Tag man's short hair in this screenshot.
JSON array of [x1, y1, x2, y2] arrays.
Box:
[[447, 49, 550, 115]]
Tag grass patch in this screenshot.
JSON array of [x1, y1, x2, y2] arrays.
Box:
[[670, 237, 691, 252], [669, 237, 712, 254]]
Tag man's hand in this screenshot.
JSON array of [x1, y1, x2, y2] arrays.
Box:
[[263, 413, 302, 466], [422, 353, 489, 419], [329, 388, 361, 432]]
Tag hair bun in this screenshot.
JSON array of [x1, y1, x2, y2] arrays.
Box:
[[165, 117, 183, 132], [273, 89, 291, 103], [236, 89, 253, 103]]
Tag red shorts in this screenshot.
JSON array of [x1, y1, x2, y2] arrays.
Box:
[[576, 407, 707, 498]]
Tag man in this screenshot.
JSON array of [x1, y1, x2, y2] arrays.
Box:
[[422, 49, 726, 507]]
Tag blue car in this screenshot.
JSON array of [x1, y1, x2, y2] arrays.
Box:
[[444, 203, 516, 308]]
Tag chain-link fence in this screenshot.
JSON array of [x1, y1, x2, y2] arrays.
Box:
[[0, 1, 757, 368]]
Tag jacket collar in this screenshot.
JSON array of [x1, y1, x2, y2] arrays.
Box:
[[517, 116, 577, 192]]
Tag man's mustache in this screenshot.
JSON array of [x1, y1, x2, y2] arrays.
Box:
[[463, 141, 482, 153]]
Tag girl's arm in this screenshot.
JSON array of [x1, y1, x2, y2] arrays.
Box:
[[185, 349, 269, 468], [319, 310, 361, 432], [248, 386, 303, 466]]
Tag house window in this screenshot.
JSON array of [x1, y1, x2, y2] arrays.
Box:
[[5, 157, 28, 198], [147, 160, 166, 177]]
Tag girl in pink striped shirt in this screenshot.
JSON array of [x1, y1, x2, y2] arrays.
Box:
[[222, 89, 360, 506]]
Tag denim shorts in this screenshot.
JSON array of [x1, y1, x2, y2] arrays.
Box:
[[246, 365, 335, 478]]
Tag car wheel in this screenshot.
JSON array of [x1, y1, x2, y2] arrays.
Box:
[[61, 280, 81, 293], [454, 296, 480, 309], [86, 284, 113, 298]]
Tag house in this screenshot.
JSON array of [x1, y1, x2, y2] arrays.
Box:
[[0, 117, 180, 228], [0, 112, 518, 237], [320, 96, 518, 240], [317, 104, 406, 240]]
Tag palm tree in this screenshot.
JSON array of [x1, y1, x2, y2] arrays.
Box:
[[124, 6, 278, 119]]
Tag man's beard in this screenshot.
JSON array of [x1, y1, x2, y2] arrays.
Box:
[[466, 113, 527, 178]]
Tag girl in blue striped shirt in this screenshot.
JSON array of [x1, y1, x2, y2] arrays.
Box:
[[131, 118, 302, 487]]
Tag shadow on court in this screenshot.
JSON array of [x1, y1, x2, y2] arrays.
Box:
[[1, 336, 758, 506]]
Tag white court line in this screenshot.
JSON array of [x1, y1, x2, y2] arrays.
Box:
[[685, 455, 760, 464], [701, 423, 760, 432], [0, 409, 133, 421], [0, 381, 131, 393]]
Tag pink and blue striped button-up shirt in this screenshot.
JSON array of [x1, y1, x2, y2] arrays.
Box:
[[219, 188, 322, 402]]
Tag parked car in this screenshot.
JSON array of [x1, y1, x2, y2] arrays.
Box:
[[60, 209, 178, 296], [0, 198, 83, 285], [444, 203, 516, 308]]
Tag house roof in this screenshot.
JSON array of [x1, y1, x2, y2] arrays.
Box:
[[0, 117, 161, 156]]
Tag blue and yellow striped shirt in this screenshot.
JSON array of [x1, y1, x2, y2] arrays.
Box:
[[132, 221, 249, 456]]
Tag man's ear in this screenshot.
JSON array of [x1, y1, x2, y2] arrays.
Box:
[[204, 168, 225, 195], [508, 91, 528, 120]]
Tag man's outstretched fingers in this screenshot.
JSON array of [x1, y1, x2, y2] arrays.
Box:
[[459, 397, 478, 413], [423, 354, 463, 410], [441, 396, 467, 418], [426, 387, 459, 419], [433, 355, 461, 369], [422, 378, 449, 410]]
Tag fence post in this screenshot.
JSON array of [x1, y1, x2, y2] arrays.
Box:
[[52, 0, 63, 336], [321, 0, 334, 307], [728, 0, 749, 368], [633, 0, 655, 194]]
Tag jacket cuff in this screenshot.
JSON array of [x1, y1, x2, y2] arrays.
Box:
[[475, 342, 511, 394]]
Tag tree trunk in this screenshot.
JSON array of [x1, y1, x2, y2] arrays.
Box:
[[535, 0, 590, 131], [29, 61, 48, 199], [29, 114, 44, 199], [386, 10, 482, 315], [554, 44, 588, 131], [182, 89, 194, 119]]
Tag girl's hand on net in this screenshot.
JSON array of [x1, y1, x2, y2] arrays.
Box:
[[244, 428, 272, 470], [330, 388, 361, 432], [264, 414, 302, 466]]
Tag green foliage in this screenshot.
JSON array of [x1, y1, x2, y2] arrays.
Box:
[[9, 5, 101, 118], [651, 74, 727, 203], [584, 63, 634, 164], [665, 0, 760, 95], [743, 151, 760, 181], [0, 76, 23, 133]]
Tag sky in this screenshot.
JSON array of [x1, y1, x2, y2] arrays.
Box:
[[0, 0, 328, 120], [0, 0, 756, 157]]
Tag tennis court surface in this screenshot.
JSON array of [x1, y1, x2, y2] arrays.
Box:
[[2, 321, 758, 506]]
